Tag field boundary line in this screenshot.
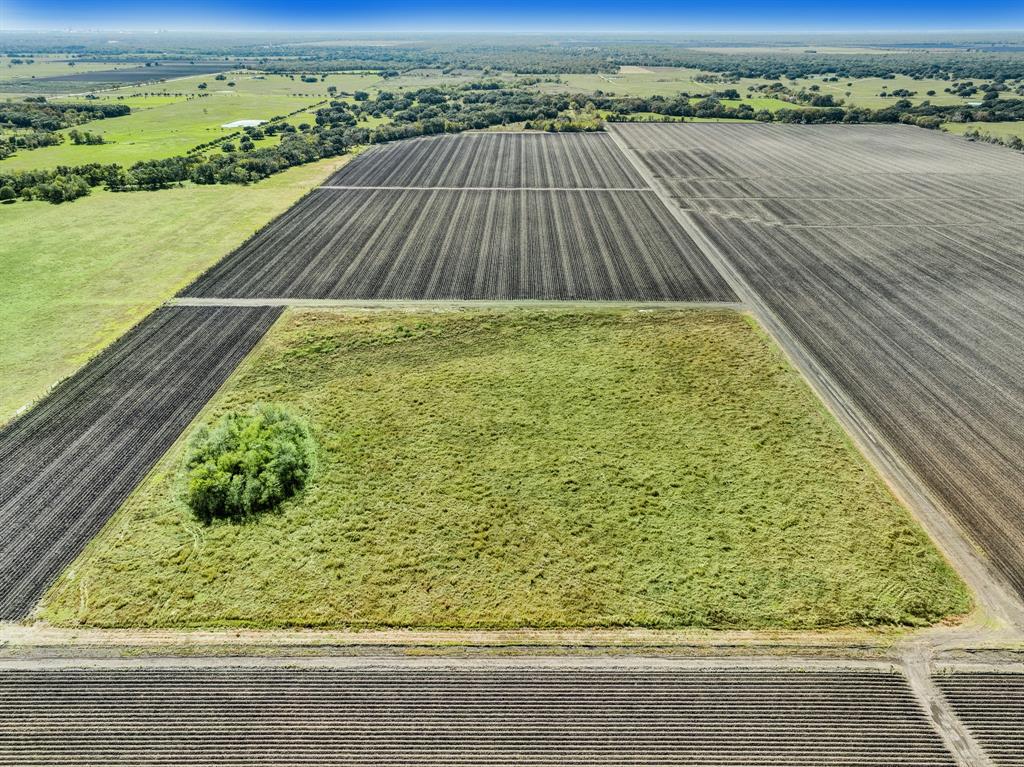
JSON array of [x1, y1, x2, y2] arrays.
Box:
[[316, 185, 655, 192], [169, 298, 745, 310], [0, 654, 916, 672], [605, 123, 1024, 633]]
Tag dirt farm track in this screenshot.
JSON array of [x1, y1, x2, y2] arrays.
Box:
[[2, 126, 1024, 765]]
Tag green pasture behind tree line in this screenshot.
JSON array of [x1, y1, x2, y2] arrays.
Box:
[[2, 83, 1022, 204]]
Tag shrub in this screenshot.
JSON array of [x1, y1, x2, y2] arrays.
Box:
[[183, 404, 314, 522]]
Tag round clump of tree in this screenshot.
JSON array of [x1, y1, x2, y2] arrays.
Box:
[[183, 403, 314, 522]]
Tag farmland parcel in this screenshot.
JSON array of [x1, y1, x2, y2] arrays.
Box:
[[183, 133, 734, 301], [43, 310, 968, 630], [610, 122, 1024, 598], [0, 306, 280, 619], [0, 668, 957, 767]]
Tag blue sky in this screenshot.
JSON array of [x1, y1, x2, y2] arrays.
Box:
[[3, 0, 1023, 33]]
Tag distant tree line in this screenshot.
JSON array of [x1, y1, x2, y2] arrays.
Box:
[[0, 98, 129, 159], [3, 86, 1021, 204], [0, 99, 129, 131]]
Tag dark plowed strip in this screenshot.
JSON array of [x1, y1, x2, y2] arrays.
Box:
[[935, 672, 1024, 766], [0, 668, 954, 766], [0, 306, 281, 620], [327, 133, 648, 189], [182, 188, 735, 301]]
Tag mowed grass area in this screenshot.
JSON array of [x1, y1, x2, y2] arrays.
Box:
[[0, 156, 349, 424], [42, 310, 970, 630]]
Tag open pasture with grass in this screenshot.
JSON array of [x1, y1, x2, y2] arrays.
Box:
[[0, 91, 322, 170], [98, 71, 385, 100], [612, 121, 1024, 599], [0, 157, 349, 423], [943, 120, 1024, 143], [185, 132, 733, 301], [42, 309, 969, 630], [0, 305, 281, 620]]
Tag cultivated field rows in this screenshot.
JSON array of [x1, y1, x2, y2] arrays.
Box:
[[936, 672, 1024, 766], [611, 122, 1024, 597], [185, 187, 735, 301], [683, 194, 1024, 226], [665, 173, 1024, 202], [611, 122, 1022, 178], [0, 306, 281, 620], [327, 132, 648, 189], [0, 668, 956, 766]]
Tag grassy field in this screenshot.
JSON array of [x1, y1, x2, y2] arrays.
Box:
[[538, 66, 1002, 109], [539, 68, 781, 98], [101, 71, 385, 100], [0, 156, 350, 424], [804, 73, 998, 107], [0, 72, 394, 168], [1, 91, 322, 170], [41, 309, 970, 630], [943, 121, 1024, 142]]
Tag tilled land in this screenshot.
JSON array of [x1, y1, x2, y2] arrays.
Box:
[[183, 187, 733, 300], [936, 671, 1024, 766], [325, 132, 648, 189], [0, 306, 281, 620], [0, 667, 957, 766]]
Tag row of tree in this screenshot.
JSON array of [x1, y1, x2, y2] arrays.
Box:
[[3, 85, 1021, 204]]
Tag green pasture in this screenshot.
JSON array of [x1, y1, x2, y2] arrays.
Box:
[[42, 310, 970, 630], [0, 156, 351, 424], [943, 120, 1024, 142], [0, 90, 322, 169]]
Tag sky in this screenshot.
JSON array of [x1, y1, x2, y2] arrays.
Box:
[[2, 0, 1023, 34]]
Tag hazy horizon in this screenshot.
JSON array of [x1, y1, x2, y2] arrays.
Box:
[[3, 0, 1023, 37]]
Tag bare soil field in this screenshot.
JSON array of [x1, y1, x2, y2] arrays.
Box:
[[184, 188, 732, 300], [0, 667, 955, 766], [611, 122, 1024, 598], [34, 62, 232, 84], [325, 132, 647, 189], [936, 672, 1024, 766], [0, 306, 280, 620]]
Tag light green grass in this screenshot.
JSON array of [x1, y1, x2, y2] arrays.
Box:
[[539, 66, 1002, 109], [539, 67, 782, 99], [1, 91, 321, 170], [0, 55, 124, 83], [942, 121, 1024, 142], [100, 72, 385, 100], [0, 156, 350, 424], [804, 73, 999, 108], [41, 310, 971, 630]]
